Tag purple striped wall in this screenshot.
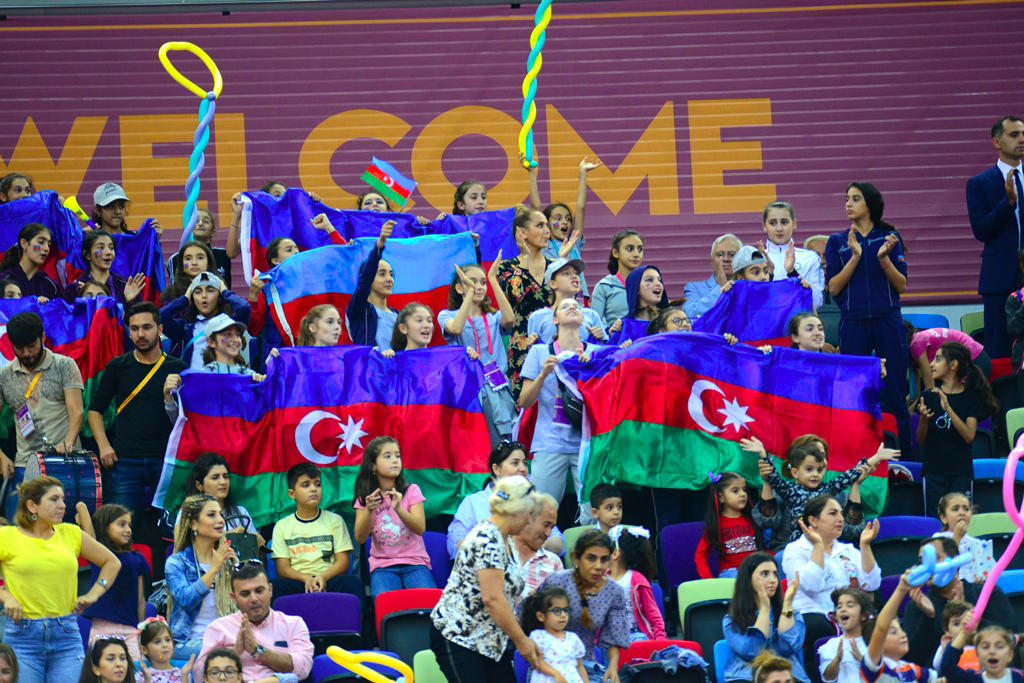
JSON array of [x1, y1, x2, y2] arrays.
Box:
[[1, 0, 1021, 301]]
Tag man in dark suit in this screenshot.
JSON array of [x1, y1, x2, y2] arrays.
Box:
[[968, 115, 1024, 358]]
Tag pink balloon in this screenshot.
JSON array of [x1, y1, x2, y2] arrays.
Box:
[[970, 441, 1024, 628]]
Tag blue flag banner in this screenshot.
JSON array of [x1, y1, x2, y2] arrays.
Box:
[[692, 279, 813, 341]]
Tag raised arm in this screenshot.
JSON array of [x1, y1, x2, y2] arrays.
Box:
[[574, 157, 602, 237]]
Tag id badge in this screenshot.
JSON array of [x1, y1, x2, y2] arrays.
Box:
[[15, 403, 35, 437], [482, 361, 508, 390], [552, 394, 571, 426]]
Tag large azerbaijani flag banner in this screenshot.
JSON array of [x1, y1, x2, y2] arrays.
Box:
[[0, 297, 124, 434], [261, 233, 476, 346], [154, 345, 491, 526], [562, 332, 889, 515], [237, 188, 517, 283]]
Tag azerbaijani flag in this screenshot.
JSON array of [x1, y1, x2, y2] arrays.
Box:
[[692, 279, 812, 342], [561, 332, 889, 515], [154, 346, 491, 526], [262, 233, 477, 346], [0, 191, 84, 287], [0, 297, 124, 435], [360, 157, 417, 207], [237, 189, 517, 284], [0, 193, 165, 301]]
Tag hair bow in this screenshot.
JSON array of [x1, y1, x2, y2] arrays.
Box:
[[708, 471, 722, 484], [136, 615, 167, 630]]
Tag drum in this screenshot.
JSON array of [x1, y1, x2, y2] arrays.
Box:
[[23, 450, 103, 521]]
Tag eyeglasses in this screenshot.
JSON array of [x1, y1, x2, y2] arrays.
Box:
[[668, 317, 689, 326], [207, 669, 239, 680], [547, 607, 570, 615]]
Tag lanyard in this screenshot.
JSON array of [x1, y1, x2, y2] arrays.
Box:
[[24, 371, 41, 400], [470, 316, 493, 356], [615, 273, 626, 287], [553, 341, 583, 354]]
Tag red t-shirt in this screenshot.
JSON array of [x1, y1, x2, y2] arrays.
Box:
[[695, 514, 760, 578]]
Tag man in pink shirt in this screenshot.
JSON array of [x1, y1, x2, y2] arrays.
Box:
[[196, 563, 314, 683]]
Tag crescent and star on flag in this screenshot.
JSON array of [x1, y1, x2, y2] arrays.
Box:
[[687, 379, 755, 434], [295, 411, 369, 464]]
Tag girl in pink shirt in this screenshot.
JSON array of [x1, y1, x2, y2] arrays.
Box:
[[608, 526, 666, 641], [353, 436, 436, 598]]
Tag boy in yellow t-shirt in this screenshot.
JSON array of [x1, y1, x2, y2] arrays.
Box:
[[270, 462, 363, 601]]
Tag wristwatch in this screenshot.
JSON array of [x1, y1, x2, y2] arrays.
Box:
[[781, 608, 794, 618], [253, 644, 266, 659]]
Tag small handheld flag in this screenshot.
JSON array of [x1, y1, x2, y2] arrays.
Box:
[[361, 157, 417, 208]]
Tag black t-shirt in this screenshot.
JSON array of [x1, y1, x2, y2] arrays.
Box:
[[90, 352, 188, 458], [921, 384, 988, 477]]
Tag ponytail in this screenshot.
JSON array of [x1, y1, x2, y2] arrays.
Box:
[[938, 341, 998, 416]]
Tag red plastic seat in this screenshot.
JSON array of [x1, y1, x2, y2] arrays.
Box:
[[374, 588, 442, 638], [618, 639, 702, 670], [132, 543, 153, 570]]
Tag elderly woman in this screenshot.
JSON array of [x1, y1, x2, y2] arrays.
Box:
[[0, 476, 121, 683], [430, 475, 542, 681]]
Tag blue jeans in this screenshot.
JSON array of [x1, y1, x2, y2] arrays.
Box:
[[369, 564, 436, 599], [173, 638, 203, 660], [103, 455, 163, 512], [2, 466, 24, 522], [3, 614, 84, 683], [718, 568, 738, 578]]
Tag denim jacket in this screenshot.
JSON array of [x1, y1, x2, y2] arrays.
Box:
[[722, 609, 809, 682], [165, 545, 212, 643]]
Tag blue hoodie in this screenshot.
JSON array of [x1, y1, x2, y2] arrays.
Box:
[[609, 266, 670, 344]]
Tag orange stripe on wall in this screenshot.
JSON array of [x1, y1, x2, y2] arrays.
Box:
[[1, 0, 1021, 32]]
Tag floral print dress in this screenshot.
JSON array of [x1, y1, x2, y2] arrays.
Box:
[[496, 257, 552, 400]]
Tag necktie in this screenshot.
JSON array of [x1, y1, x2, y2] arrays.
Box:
[[1015, 168, 1024, 251]]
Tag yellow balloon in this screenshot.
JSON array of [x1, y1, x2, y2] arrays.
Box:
[[158, 41, 223, 99], [325, 646, 413, 683]]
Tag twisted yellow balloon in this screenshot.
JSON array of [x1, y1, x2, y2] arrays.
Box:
[[325, 646, 413, 683], [518, 0, 552, 169]]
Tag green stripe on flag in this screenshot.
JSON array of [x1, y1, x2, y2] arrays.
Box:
[[582, 420, 887, 517], [159, 458, 487, 528], [360, 171, 408, 206]]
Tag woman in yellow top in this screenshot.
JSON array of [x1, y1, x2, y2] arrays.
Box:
[[0, 476, 121, 683]]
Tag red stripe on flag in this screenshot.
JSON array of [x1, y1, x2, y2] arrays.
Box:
[[581, 358, 883, 475], [178, 403, 490, 476]]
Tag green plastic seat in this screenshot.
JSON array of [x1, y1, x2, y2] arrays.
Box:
[[968, 512, 1017, 537], [675, 577, 736, 632], [1006, 408, 1024, 448], [413, 649, 448, 682], [960, 310, 985, 337], [561, 525, 589, 569]]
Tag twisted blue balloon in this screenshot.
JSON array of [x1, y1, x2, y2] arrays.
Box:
[[908, 544, 973, 587], [181, 91, 216, 247], [518, 0, 552, 169]]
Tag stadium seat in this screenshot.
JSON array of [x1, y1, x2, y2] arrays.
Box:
[[870, 517, 939, 576], [78, 615, 90, 654], [311, 651, 403, 683], [376, 588, 443, 666], [651, 582, 665, 616], [413, 649, 447, 682], [423, 531, 452, 589], [876, 575, 913, 616], [960, 311, 985, 338], [561, 525, 589, 569], [818, 304, 841, 348], [618, 639, 702, 670], [676, 578, 734, 673], [514, 651, 528, 683], [992, 376, 1022, 452], [876, 516, 941, 538], [997, 569, 1024, 594], [972, 427, 997, 460], [131, 543, 153, 571], [714, 639, 730, 683], [273, 592, 361, 653], [1007, 407, 1024, 448], [903, 313, 950, 330], [883, 462, 924, 516], [661, 522, 714, 588], [968, 512, 1017, 537], [973, 459, 1024, 513]]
